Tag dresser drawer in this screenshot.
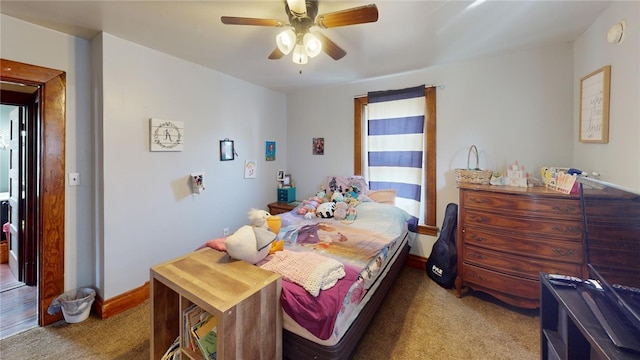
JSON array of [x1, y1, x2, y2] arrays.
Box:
[[463, 210, 582, 240], [463, 245, 582, 280], [462, 191, 580, 220], [463, 227, 583, 263], [462, 263, 540, 301]]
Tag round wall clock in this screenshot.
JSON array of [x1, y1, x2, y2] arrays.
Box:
[[150, 118, 184, 152]]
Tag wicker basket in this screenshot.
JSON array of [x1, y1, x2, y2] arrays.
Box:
[[455, 145, 493, 185]]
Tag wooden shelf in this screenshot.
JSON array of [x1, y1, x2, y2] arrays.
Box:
[[150, 248, 282, 360]]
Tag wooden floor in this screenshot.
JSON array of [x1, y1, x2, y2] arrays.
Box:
[[0, 263, 37, 339]]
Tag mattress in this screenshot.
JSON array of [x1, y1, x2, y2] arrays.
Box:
[[263, 201, 411, 345]]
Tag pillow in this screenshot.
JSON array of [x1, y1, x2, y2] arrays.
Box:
[[324, 176, 369, 196], [355, 202, 412, 223], [367, 189, 396, 205]]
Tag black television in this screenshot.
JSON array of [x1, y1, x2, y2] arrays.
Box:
[[578, 177, 640, 353]]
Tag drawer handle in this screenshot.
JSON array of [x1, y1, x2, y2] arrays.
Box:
[[468, 196, 489, 204], [552, 205, 577, 213], [468, 233, 488, 242], [468, 214, 489, 223], [468, 272, 487, 281], [552, 248, 577, 256], [470, 252, 487, 260], [551, 226, 579, 234]]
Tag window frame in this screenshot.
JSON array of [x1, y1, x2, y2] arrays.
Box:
[[354, 87, 437, 236]]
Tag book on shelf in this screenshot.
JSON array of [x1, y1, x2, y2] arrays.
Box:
[[161, 335, 181, 360], [191, 314, 218, 360], [183, 304, 208, 351]]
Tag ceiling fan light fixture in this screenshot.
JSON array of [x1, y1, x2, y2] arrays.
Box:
[[303, 33, 322, 58], [276, 29, 296, 54], [292, 44, 308, 64]]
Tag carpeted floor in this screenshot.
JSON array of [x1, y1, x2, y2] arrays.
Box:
[[0, 267, 539, 359]]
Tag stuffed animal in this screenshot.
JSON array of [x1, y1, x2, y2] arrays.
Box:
[[333, 201, 349, 220], [331, 190, 344, 203], [316, 202, 336, 218], [225, 209, 276, 264]]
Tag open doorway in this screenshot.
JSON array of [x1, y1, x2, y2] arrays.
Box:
[[0, 59, 66, 336]]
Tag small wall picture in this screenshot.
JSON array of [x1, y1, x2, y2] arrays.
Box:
[[277, 169, 285, 182], [313, 137, 324, 155], [220, 139, 235, 161], [265, 141, 276, 161], [244, 160, 257, 179]]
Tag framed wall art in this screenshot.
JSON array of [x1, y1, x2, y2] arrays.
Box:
[[265, 141, 276, 161], [150, 118, 184, 152], [276, 169, 285, 182], [579, 65, 611, 143], [313, 137, 324, 155], [220, 138, 235, 161]]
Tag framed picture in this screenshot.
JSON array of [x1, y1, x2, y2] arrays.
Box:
[[220, 139, 234, 161], [276, 169, 285, 181], [265, 141, 276, 161], [579, 65, 611, 143], [313, 137, 324, 155], [283, 174, 292, 187]]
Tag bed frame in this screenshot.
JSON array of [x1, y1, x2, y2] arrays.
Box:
[[282, 240, 411, 360]]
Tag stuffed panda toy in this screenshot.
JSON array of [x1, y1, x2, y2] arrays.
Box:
[[316, 202, 336, 218]]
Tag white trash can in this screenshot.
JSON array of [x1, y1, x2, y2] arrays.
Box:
[[47, 288, 96, 323]]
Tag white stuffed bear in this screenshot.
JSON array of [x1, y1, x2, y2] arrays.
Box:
[[225, 209, 276, 264]]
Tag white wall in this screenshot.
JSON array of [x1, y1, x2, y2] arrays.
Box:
[[96, 33, 287, 298], [573, 1, 640, 190], [1, 14, 94, 290], [287, 43, 575, 257], [1, 16, 288, 300]]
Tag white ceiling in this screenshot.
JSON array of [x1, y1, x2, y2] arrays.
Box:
[[0, 0, 612, 94]]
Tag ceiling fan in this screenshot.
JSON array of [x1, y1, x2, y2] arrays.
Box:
[[221, 0, 378, 65]]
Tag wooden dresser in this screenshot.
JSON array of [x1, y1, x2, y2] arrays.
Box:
[[455, 184, 584, 308]]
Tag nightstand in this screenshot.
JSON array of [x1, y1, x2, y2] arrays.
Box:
[[150, 248, 282, 360], [268, 201, 297, 215]]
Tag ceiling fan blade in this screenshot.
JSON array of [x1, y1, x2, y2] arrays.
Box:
[[221, 16, 285, 27], [313, 31, 347, 60], [316, 4, 378, 29], [268, 48, 285, 60]]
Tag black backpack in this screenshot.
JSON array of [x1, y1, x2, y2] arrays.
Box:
[[425, 203, 458, 288]]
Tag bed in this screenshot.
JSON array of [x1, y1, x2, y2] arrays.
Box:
[[205, 177, 413, 360]]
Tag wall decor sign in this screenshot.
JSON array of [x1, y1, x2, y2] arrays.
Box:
[[150, 118, 184, 151], [220, 138, 235, 161], [265, 141, 276, 161], [579, 65, 611, 143]]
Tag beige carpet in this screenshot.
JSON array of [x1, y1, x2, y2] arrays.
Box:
[[0, 267, 539, 359]]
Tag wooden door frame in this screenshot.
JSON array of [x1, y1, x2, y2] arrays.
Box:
[[1, 59, 66, 326]]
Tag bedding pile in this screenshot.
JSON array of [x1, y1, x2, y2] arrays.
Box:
[[259, 250, 345, 297]]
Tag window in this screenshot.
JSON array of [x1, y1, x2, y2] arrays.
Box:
[[354, 86, 437, 236]]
